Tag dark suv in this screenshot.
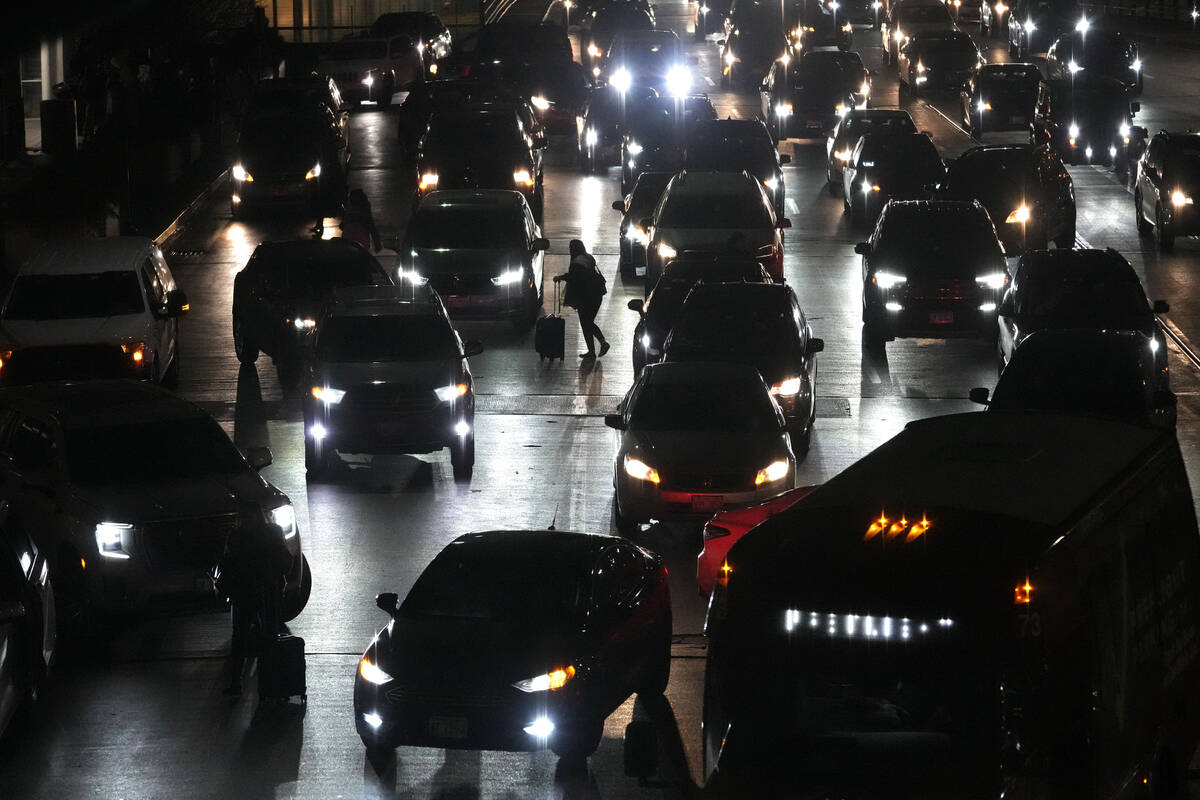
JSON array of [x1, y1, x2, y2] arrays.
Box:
[[302, 287, 482, 480], [1134, 131, 1200, 252]]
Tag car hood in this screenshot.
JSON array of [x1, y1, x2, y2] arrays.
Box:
[[627, 429, 786, 475], [418, 151, 532, 188], [664, 348, 797, 385], [0, 315, 151, 349], [654, 227, 776, 251], [408, 247, 527, 276], [316, 359, 458, 388], [73, 472, 269, 522]]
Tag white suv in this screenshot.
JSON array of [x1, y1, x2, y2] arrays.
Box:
[[0, 238, 188, 386]]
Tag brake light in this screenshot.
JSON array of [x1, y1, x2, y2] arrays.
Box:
[[1014, 578, 1034, 605]]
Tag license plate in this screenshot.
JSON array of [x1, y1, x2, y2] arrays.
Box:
[[376, 419, 409, 435], [272, 186, 293, 198], [428, 716, 468, 739], [929, 311, 955, 324], [691, 495, 724, 513], [444, 295, 468, 308], [806, 120, 822, 129]]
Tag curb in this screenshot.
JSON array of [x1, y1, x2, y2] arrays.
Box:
[[154, 167, 230, 247]]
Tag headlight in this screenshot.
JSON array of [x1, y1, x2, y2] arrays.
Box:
[[513, 169, 535, 188], [435, 383, 469, 401], [231, 164, 253, 182], [1067, 60, 1082, 74], [397, 269, 428, 285], [531, 95, 551, 111], [362, 73, 375, 87], [587, 43, 602, 58], [657, 242, 677, 259], [293, 317, 316, 330], [894, 29, 904, 42], [835, 147, 852, 161], [995, 1, 1007, 13], [770, 376, 802, 397], [1119, 122, 1131, 138], [428, 62, 438, 75], [1005, 205, 1030, 223], [916, 61, 925, 74], [1074, 16, 1089, 32], [1068, 123, 1080, 139], [623, 455, 661, 484], [836, 103, 849, 117], [764, 177, 779, 190], [585, 127, 598, 146], [755, 460, 790, 486], [628, 226, 649, 244], [977, 100, 991, 112], [842, 22, 853, 32], [311, 386, 346, 405], [626, 141, 644, 155], [860, 81, 870, 97], [1024, 18, 1035, 32], [513, 665, 576, 692], [1172, 190, 1194, 206], [975, 272, 1008, 289], [269, 504, 297, 540], [665, 65, 692, 97], [121, 341, 147, 365], [491, 268, 525, 286], [873, 271, 906, 289], [419, 172, 439, 191], [304, 163, 322, 181], [1131, 58, 1141, 71], [724, 51, 736, 66], [94, 522, 133, 560], [611, 67, 632, 93], [359, 656, 393, 685]]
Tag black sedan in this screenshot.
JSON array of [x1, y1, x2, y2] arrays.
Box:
[[1045, 29, 1141, 95], [683, 119, 790, 219], [897, 30, 984, 95], [825, 108, 917, 189], [1134, 130, 1200, 252], [959, 62, 1043, 138], [612, 171, 673, 276], [620, 95, 716, 194], [354, 530, 671, 759], [581, 3, 657, 77], [938, 143, 1075, 253], [720, 9, 790, 90], [843, 132, 946, 224], [792, 5, 854, 50], [1035, 74, 1139, 168], [761, 49, 868, 144], [577, 84, 658, 173]]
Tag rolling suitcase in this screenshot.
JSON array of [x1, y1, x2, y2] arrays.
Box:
[[535, 282, 566, 362], [258, 634, 307, 705]]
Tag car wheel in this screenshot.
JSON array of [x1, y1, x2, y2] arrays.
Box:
[[1157, 204, 1176, 252], [280, 555, 312, 622], [638, 614, 672, 697], [550, 716, 604, 759], [1135, 192, 1152, 235], [233, 314, 258, 364], [612, 493, 638, 536], [451, 434, 475, 480]]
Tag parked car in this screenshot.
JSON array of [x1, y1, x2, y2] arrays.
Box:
[[825, 108, 917, 189], [1133, 129, 1200, 252], [354, 530, 671, 758], [0, 238, 188, 387], [959, 62, 1042, 139], [0, 505, 56, 740], [317, 34, 424, 106], [1045, 30, 1141, 94]]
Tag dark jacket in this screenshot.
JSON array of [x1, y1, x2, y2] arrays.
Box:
[[561, 253, 604, 309], [215, 519, 291, 602]]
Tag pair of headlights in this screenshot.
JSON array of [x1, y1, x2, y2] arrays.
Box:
[[233, 163, 320, 183], [622, 454, 790, 487], [95, 504, 297, 560], [359, 655, 576, 692]]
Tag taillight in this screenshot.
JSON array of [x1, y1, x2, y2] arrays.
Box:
[[703, 523, 731, 542]]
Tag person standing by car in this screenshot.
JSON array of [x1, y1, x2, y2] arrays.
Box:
[[554, 239, 610, 359], [341, 189, 381, 253]]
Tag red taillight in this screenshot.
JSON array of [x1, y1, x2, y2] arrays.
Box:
[[703, 524, 732, 542]]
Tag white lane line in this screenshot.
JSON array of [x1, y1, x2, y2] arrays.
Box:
[[1075, 232, 1093, 249], [786, 198, 800, 215], [921, 100, 973, 142], [703, 75, 715, 87]]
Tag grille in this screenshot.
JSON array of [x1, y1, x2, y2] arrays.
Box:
[[140, 514, 238, 573], [428, 274, 494, 295], [329, 70, 365, 85], [907, 278, 974, 302], [344, 383, 441, 414], [662, 471, 752, 493], [386, 686, 508, 709]]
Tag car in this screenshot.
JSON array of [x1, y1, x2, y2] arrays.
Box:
[[643, 170, 789, 288], [0, 380, 310, 621], [0, 505, 56, 740], [790, 3, 854, 50], [683, 119, 790, 218], [231, 239, 392, 382], [1035, 74, 1140, 168], [415, 106, 546, 220], [612, 171, 673, 276], [627, 254, 772, 372], [399, 190, 549, 327], [1133, 130, 1200, 252], [317, 34, 424, 106], [696, 484, 817, 596], [994, 247, 1169, 382], [248, 74, 349, 135], [0, 238, 188, 387], [719, 2, 790, 89], [230, 104, 349, 218], [1008, 0, 1081, 58], [761, 49, 868, 144], [825, 107, 917, 189], [881, 0, 955, 64], [398, 78, 548, 162], [577, 83, 659, 173], [857, 199, 1008, 346], [581, 3, 656, 77], [620, 95, 716, 194], [369, 12, 453, 64], [695, 0, 734, 37], [958, 62, 1043, 138], [842, 132, 945, 224], [606, 361, 798, 532], [896, 30, 983, 95], [978, 0, 1010, 36], [301, 286, 482, 479], [354, 530, 671, 758], [972, 329, 1176, 427], [599, 30, 692, 95], [938, 143, 1075, 253], [662, 282, 823, 444], [1045, 29, 1141, 95]]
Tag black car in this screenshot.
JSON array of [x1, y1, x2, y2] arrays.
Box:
[[1035, 75, 1139, 168], [612, 171, 673, 276], [974, 329, 1175, 427], [369, 11, 452, 63], [995, 247, 1168, 382], [628, 254, 772, 373], [696, 0, 735, 37], [600, 30, 691, 95], [897, 30, 983, 95], [857, 199, 1008, 346], [232, 239, 392, 380], [959, 62, 1042, 138], [825, 108, 917, 188], [683, 119, 790, 219], [577, 83, 659, 172], [663, 282, 823, 446], [0, 507, 55, 740], [1134, 130, 1200, 252], [400, 190, 549, 326], [1008, 0, 1081, 58], [939, 143, 1075, 253], [792, 3, 854, 50], [761, 49, 866, 144], [842, 132, 946, 224], [581, 3, 657, 77], [416, 106, 546, 219], [1045, 30, 1141, 95], [720, 5, 790, 89], [398, 78, 547, 162], [301, 286, 482, 479], [354, 530, 671, 759], [621, 95, 716, 193]]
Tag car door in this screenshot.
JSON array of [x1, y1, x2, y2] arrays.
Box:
[[1138, 137, 1165, 220], [588, 545, 654, 707], [251, 259, 286, 356], [139, 256, 169, 380], [0, 542, 27, 737], [997, 266, 1024, 362]]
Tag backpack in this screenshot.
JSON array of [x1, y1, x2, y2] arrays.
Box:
[[592, 263, 607, 296]]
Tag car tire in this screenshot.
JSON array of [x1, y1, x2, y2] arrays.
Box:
[[613, 493, 638, 536], [1157, 205, 1176, 252], [451, 434, 475, 481], [550, 716, 604, 759], [233, 314, 258, 364], [280, 555, 312, 622], [1135, 192, 1153, 235], [638, 614, 672, 697]]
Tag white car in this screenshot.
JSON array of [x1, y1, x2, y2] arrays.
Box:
[[0, 238, 188, 386], [318, 35, 424, 106]]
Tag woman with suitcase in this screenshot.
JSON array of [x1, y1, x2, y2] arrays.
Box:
[[553, 239, 610, 359]]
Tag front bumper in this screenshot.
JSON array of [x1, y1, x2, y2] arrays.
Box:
[[1062, 135, 1128, 166], [425, 277, 537, 319], [309, 402, 469, 455], [616, 478, 789, 524], [232, 176, 322, 210], [868, 293, 1000, 339]]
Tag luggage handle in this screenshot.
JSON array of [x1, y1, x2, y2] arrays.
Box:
[[554, 276, 562, 315]]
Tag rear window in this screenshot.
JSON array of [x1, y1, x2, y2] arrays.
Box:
[[630, 377, 779, 432], [5, 272, 144, 320], [428, 114, 523, 149], [66, 418, 246, 485], [944, 151, 1034, 196], [877, 209, 998, 256], [273, 252, 389, 299], [669, 293, 803, 359], [1015, 270, 1149, 321], [659, 188, 772, 227], [991, 343, 1147, 420], [897, 5, 952, 23], [843, 115, 917, 139], [318, 314, 460, 361], [409, 205, 526, 249], [403, 549, 587, 621]]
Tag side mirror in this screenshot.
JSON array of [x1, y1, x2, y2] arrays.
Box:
[[854, 242, 871, 255], [463, 340, 484, 357], [1153, 300, 1169, 314], [245, 445, 273, 470], [533, 237, 550, 251], [1130, 101, 1140, 113], [778, 217, 792, 229], [604, 413, 626, 430], [717, 39, 726, 47], [806, 337, 824, 355], [968, 387, 990, 405], [375, 592, 400, 615], [165, 289, 190, 317], [0, 601, 25, 624], [612, 199, 626, 211], [639, 217, 652, 230], [779, 154, 791, 164], [627, 298, 645, 314]]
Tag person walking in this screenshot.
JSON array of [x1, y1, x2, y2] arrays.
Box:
[[553, 239, 610, 359], [341, 188, 381, 252]]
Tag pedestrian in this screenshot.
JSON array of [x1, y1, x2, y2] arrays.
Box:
[[216, 502, 292, 697], [341, 188, 381, 252], [553, 239, 609, 359]]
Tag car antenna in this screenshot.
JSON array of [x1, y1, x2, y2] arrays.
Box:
[[548, 502, 559, 531]]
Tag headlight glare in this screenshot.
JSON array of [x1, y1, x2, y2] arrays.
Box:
[[94, 522, 133, 560], [398, 269, 428, 285], [435, 383, 469, 401], [611, 68, 632, 92], [755, 460, 790, 486], [873, 271, 906, 289], [626, 140, 644, 155], [359, 657, 393, 685], [1005, 205, 1030, 223], [418, 172, 439, 191], [530, 95, 551, 111], [665, 65, 692, 96], [1172, 190, 1193, 206], [513, 169, 535, 188], [623, 455, 661, 484], [491, 268, 525, 286], [657, 242, 677, 260], [269, 504, 297, 539], [513, 665, 576, 692], [975, 272, 1008, 289], [770, 376, 802, 396], [305, 163, 322, 181], [232, 164, 253, 182], [311, 386, 346, 405]]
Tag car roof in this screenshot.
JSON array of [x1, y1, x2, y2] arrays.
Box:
[[684, 280, 793, 304], [249, 238, 379, 262], [844, 108, 913, 121], [20, 237, 156, 276], [444, 530, 626, 563], [959, 143, 1035, 159], [1017, 247, 1136, 278], [642, 360, 768, 385], [881, 199, 984, 217], [418, 189, 528, 211], [668, 170, 760, 190], [0, 379, 209, 428], [327, 285, 446, 316], [1012, 328, 1148, 356]]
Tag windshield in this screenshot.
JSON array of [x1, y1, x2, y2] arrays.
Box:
[[629, 174, 673, 214], [611, 40, 678, 71], [5, 272, 144, 320], [410, 206, 527, 249], [629, 379, 779, 432], [428, 115, 524, 149], [403, 550, 587, 620], [66, 418, 246, 485], [876, 210, 999, 263], [944, 152, 1034, 200], [898, 5, 952, 24], [318, 315, 460, 361], [860, 138, 944, 174], [327, 40, 387, 60], [659, 189, 772, 227], [282, 254, 388, 298], [919, 37, 977, 58], [841, 115, 917, 142], [1015, 271, 1149, 321], [991, 345, 1147, 419], [790, 57, 855, 89], [1058, 92, 1127, 124], [1076, 39, 1133, 71], [669, 297, 802, 360]]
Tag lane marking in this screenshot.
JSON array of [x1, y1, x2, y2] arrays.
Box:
[[703, 75, 715, 87], [1160, 317, 1200, 375], [786, 198, 800, 215], [921, 99, 973, 143]]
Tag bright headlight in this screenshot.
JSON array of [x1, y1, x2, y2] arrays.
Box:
[[585, 127, 598, 146], [1172, 190, 1194, 206], [1067, 60, 1082, 74], [860, 81, 870, 97], [362, 74, 375, 87], [531, 95, 551, 111], [397, 268, 428, 285], [977, 100, 991, 112], [305, 163, 322, 181], [873, 271, 906, 288], [626, 141, 644, 155], [894, 29, 904, 42], [755, 460, 790, 485], [587, 43, 602, 58], [513, 665, 576, 692], [623, 454, 661, 484], [836, 103, 849, 117], [293, 317, 316, 330], [232, 164, 253, 182], [95, 522, 133, 560], [1075, 16, 1089, 32], [419, 172, 439, 191], [311, 386, 346, 405], [666, 65, 692, 97], [834, 147, 851, 161], [1024, 18, 1035, 32], [770, 376, 802, 397], [491, 268, 525, 286], [269, 504, 297, 540], [611, 68, 632, 92], [359, 656, 393, 685], [916, 61, 925, 74], [657, 242, 677, 259], [975, 271, 1008, 289], [724, 51, 736, 66], [1068, 123, 1080, 139], [513, 169, 535, 188], [1005, 205, 1030, 223], [842, 21, 853, 32], [629, 226, 649, 244], [1119, 122, 1131, 138], [764, 177, 779, 190], [1131, 58, 1141, 71], [435, 383, 469, 402]]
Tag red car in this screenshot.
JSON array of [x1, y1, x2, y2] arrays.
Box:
[[696, 485, 818, 595]]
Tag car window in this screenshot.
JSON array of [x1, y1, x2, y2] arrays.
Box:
[[659, 186, 772, 227], [1015, 270, 1149, 320], [992, 344, 1147, 420], [317, 314, 462, 361], [327, 40, 388, 60], [629, 375, 780, 432], [409, 205, 528, 249], [876, 208, 999, 264], [7, 416, 57, 477], [4, 271, 145, 320], [65, 417, 246, 485], [591, 545, 645, 610], [282, 253, 390, 299], [140, 258, 165, 306]]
